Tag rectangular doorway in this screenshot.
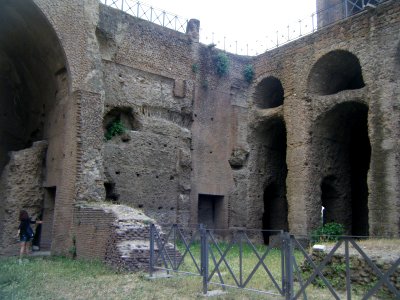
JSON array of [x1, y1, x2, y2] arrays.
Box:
[[40, 187, 56, 251], [198, 194, 224, 229]]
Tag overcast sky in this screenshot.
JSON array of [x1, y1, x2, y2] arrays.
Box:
[[103, 0, 316, 55]]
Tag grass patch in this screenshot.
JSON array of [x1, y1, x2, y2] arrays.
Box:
[[1, 243, 385, 300], [1, 255, 284, 300]]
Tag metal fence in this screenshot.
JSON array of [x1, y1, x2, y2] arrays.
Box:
[[149, 224, 400, 299], [100, 0, 188, 33], [99, 0, 389, 56]]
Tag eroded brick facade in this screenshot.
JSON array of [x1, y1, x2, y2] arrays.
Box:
[[0, 0, 398, 269]]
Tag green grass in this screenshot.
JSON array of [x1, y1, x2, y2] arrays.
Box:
[[174, 241, 289, 292], [1, 246, 384, 300], [1, 254, 295, 300]]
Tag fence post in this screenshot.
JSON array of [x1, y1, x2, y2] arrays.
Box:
[[284, 232, 294, 300], [149, 223, 154, 277], [200, 224, 208, 295]]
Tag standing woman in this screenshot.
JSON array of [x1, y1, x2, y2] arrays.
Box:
[[17, 210, 42, 263]]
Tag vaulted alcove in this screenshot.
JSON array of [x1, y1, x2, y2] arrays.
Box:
[[314, 102, 370, 236], [308, 50, 365, 95]]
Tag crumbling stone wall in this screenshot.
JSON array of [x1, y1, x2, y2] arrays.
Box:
[[0, 141, 47, 256], [98, 4, 196, 225], [74, 202, 168, 271], [251, 0, 400, 237], [304, 247, 400, 292], [0, 0, 399, 261]]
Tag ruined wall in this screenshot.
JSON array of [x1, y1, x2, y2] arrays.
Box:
[[98, 5, 196, 225], [0, 0, 399, 260], [252, 0, 400, 236], [190, 47, 252, 230], [0, 141, 47, 255]]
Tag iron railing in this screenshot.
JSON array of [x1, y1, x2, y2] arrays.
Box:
[[149, 224, 400, 299], [99, 0, 389, 56], [200, 0, 389, 55], [100, 0, 188, 33]]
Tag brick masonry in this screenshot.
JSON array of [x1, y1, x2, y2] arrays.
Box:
[[0, 0, 398, 270]]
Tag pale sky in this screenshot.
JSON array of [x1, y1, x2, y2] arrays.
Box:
[[102, 0, 317, 55]]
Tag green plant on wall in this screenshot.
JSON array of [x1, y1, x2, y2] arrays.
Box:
[[105, 119, 125, 140], [311, 222, 345, 243], [192, 63, 199, 74], [243, 64, 255, 83], [213, 52, 230, 77]]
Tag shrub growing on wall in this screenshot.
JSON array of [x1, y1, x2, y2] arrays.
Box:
[[213, 52, 230, 77], [105, 119, 125, 140], [243, 64, 255, 83]]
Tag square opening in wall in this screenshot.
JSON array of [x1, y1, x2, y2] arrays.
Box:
[[198, 194, 224, 229]]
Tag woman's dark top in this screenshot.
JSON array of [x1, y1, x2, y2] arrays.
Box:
[[18, 219, 35, 237]]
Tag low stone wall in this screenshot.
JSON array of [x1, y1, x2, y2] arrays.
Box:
[[302, 245, 400, 293]]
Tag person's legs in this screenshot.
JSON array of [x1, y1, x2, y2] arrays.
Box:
[[19, 241, 26, 263]]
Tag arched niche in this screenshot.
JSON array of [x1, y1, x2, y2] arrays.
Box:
[[253, 76, 284, 109], [0, 0, 69, 172], [0, 0, 69, 252], [314, 102, 370, 235], [308, 50, 365, 95]]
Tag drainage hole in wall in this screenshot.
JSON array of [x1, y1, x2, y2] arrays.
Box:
[[115, 171, 120, 175], [170, 176, 174, 180], [138, 204, 143, 208], [158, 206, 163, 210], [136, 173, 140, 177]]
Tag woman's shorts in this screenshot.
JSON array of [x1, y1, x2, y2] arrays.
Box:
[[20, 234, 31, 242]]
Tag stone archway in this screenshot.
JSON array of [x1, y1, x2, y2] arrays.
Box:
[[0, 0, 69, 254]]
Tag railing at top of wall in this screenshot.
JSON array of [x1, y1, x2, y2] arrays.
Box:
[[99, 0, 389, 56], [100, 0, 189, 33]]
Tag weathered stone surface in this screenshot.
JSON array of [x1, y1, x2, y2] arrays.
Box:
[[0, 141, 47, 256], [0, 0, 399, 261], [228, 148, 249, 169]]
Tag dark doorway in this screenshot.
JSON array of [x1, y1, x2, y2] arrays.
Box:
[[198, 194, 224, 229], [262, 183, 288, 244], [40, 187, 56, 251], [321, 176, 340, 225]]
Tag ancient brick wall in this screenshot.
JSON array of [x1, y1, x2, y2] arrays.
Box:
[[98, 4, 196, 225], [190, 47, 252, 230], [74, 203, 159, 271], [74, 204, 115, 259], [251, 0, 400, 236], [0, 0, 398, 260]]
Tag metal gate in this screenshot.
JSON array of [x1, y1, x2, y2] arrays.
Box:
[[149, 224, 400, 299]]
